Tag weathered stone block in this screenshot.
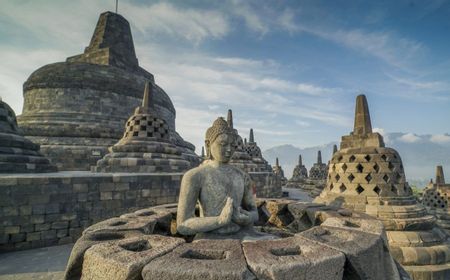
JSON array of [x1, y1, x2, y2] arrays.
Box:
[[81, 235, 184, 280], [64, 230, 143, 280], [243, 235, 345, 280], [299, 226, 398, 280], [142, 239, 256, 280]]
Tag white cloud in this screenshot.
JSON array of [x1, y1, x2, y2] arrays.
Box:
[[121, 2, 229, 44], [398, 133, 421, 143], [430, 134, 450, 144]]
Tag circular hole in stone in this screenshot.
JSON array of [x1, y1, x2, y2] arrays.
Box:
[[137, 211, 156, 217], [91, 232, 125, 241], [181, 249, 226, 260], [109, 221, 127, 226]]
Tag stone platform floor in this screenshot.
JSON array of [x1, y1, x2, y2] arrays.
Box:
[[0, 244, 73, 280], [0, 188, 309, 280]]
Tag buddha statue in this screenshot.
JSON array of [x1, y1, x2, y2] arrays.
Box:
[[176, 117, 259, 238]]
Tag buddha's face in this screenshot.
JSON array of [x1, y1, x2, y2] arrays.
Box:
[[208, 133, 235, 163]]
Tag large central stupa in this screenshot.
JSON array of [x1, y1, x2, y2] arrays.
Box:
[[17, 11, 197, 170]]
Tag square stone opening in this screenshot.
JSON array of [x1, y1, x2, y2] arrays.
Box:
[[270, 246, 301, 257], [180, 249, 227, 260], [120, 240, 151, 252], [90, 232, 125, 241]]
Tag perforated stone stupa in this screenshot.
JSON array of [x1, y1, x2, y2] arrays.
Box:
[[272, 158, 287, 186], [227, 110, 258, 172], [225, 111, 281, 198], [309, 150, 328, 180], [315, 95, 450, 279], [244, 129, 272, 172], [422, 166, 450, 234], [93, 82, 190, 173], [0, 98, 56, 173], [17, 11, 197, 170]]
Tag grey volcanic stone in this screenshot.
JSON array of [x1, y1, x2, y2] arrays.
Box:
[[17, 11, 198, 170], [0, 98, 56, 173], [64, 230, 143, 280], [81, 235, 184, 280], [299, 226, 398, 280], [141, 239, 256, 280], [243, 235, 345, 280]]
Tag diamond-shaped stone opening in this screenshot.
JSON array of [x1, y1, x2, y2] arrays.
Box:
[[337, 155, 343, 162], [349, 155, 356, 162], [332, 164, 336, 172], [364, 155, 371, 162], [391, 185, 397, 194], [356, 185, 364, 194], [329, 183, 334, 190], [356, 163, 364, 173], [365, 173, 372, 183], [381, 154, 387, 161], [342, 163, 347, 172], [335, 174, 341, 181], [373, 186, 381, 196], [373, 163, 380, 173], [348, 173, 355, 182], [339, 183, 347, 193], [393, 154, 397, 159], [383, 174, 389, 183], [388, 162, 394, 171], [395, 173, 402, 182]]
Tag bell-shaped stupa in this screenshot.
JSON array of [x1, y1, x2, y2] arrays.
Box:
[[244, 129, 272, 172], [17, 11, 197, 171], [315, 94, 450, 279], [422, 166, 450, 234], [272, 157, 287, 186], [308, 150, 328, 180], [93, 82, 190, 173], [0, 98, 56, 173], [227, 110, 258, 172]]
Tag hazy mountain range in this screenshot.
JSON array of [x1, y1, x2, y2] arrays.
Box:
[[263, 132, 450, 188]]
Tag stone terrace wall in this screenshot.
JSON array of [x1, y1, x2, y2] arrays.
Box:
[[250, 172, 282, 198], [0, 172, 181, 252]]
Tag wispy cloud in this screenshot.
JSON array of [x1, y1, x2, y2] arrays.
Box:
[[398, 133, 421, 143], [430, 134, 450, 144]]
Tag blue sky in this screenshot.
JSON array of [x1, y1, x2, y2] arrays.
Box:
[[0, 0, 449, 152]]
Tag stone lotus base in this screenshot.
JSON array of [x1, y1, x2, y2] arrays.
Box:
[[65, 199, 408, 280]]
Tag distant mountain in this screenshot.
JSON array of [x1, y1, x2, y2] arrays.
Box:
[[263, 132, 450, 188]]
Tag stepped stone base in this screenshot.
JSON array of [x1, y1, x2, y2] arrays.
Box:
[[65, 199, 406, 280]]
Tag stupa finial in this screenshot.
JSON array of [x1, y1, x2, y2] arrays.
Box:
[[298, 154, 302, 166], [249, 129, 255, 143], [317, 150, 322, 164], [227, 109, 233, 129], [276, 157, 279, 167], [436, 165, 445, 185], [333, 144, 338, 154], [353, 94, 373, 135], [201, 146, 205, 158], [142, 81, 152, 108]]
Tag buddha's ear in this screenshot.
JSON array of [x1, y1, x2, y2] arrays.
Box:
[[205, 140, 211, 159]]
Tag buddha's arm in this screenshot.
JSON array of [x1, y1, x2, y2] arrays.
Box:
[[176, 172, 232, 235], [242, 175, 258, 223]]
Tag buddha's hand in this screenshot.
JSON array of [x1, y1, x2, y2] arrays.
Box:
[[218, 197, 234, 226], [232, 207, 252, 226]]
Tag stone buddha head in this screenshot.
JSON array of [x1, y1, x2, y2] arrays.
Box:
[[205, 117, 236, 163]]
